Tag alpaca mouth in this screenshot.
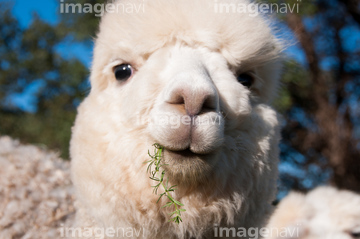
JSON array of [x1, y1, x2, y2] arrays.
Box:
[[165, 148, 200, 158], [165, 147, 214, 157], [163, 146, 217, 167]]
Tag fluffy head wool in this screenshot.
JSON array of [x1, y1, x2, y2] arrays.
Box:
[[266, 186, 360, 239], [70, 0, 283, 238]]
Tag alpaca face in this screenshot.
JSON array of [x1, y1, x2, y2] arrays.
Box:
[[71, 0, 282, 234], [79, 0, 282, 186]]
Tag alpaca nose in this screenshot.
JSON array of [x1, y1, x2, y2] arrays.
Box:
[[167, 84, 218, 116]]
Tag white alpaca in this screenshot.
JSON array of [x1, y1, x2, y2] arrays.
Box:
[[266, 186, 360, 239], [70, 0, 283, 238]]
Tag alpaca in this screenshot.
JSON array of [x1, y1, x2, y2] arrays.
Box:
[[70, 0, 283, 238], [266, 186, 360, 239]]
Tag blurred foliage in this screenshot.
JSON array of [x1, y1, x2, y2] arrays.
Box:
[[270, 0, 360, 194], [0, 4, 90, 158], [273, 60, 311, 113], [0, 0, 359, 195]]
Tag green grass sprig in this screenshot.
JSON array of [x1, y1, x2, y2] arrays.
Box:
[[145, 143, 186, 224]]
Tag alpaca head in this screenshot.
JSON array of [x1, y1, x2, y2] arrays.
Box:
[[71, 0, 282, 233]]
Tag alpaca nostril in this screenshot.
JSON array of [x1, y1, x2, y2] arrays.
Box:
[[169, 93, 185, 105], [202, 96, 217, 112]]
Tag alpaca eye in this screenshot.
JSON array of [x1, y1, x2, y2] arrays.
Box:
[[237, 73, 254, 88], [351, 232, 360, 238], [114, 64, 133, 81]]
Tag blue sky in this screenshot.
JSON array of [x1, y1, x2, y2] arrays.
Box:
[[12, 0, 59, 27]]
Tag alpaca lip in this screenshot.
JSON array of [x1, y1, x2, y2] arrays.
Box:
[[164, 147, 212, 157], [166, 148, 197, 157]]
